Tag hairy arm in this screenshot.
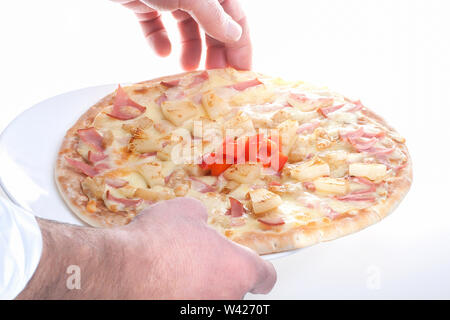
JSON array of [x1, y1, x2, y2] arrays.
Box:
[[16, 218, 124, 299], [17, 198, 276, 299]]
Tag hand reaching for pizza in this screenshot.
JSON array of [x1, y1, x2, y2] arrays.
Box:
[[111, 0, 251, 70], [17, 198, 276, 299]]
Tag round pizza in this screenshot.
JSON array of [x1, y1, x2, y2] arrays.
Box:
[[55, 68, 412, 254]]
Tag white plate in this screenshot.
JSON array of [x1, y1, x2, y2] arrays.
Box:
[[0, 85, 299, 261]]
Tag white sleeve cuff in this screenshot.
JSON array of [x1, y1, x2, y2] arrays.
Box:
[[0, 199, 42, 300]]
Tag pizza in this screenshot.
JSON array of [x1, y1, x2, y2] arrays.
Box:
[[55, 68, 412, 254]]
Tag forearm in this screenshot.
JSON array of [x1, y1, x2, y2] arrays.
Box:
[[14, 198, 276, 299], [16, 218, 121, 299]]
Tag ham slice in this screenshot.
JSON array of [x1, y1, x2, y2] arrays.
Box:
[[188, 71, 209, 88], [155, 93, 168, 106], [87, 150, 108, 163], [65, 157, 99, 177], [77, 127, 104, 152], [396, 162, 408, 171], [105, 178, 129, 188], [297, 120, 320, 134], [106, 190, 143, 207], [107, 85, 146, 120], [94, 163, 110, 172], [190, 177, 216, 193], [341, 127, 392, 154], [303, 182, 316, 192], [346, 100, 364, 112], [365, 147, 395, 156], [229, 197, 244, 218], [257, 217, 285, 226], [351, 176, 376, 186], [336, 192, 376, 202], [230, 78, 262, 91], [349, 137, 378, 151], [317, 104, 344, 117], [160, 79, 180, 88], [230, 218, 246, 227], [341, 127, 384, 140], [139, 151, 157, 158], [288, 93, 308, 103], [350, 177, 378, 193]]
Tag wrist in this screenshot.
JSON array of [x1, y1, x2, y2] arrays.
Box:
[[110, 221, 168, 299]]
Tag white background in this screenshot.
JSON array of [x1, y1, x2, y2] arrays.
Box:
[[0, 0, 449, 299]]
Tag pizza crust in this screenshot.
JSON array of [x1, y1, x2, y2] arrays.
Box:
[[55, 69, 413, 254]]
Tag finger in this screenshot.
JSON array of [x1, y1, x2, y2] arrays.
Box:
[[219, 0, 252, 70], [179, 0, 242, 43], [172, 10, 202, 71], [118, 0, 154, 13], [135, 11, 172, 57], [205, 35, 227, 69]]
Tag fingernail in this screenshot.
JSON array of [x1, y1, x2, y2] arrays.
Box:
[[226, 19, 242, 42]]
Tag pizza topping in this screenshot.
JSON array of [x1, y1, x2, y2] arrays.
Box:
[[65, 156, 101, 177], [200, 134, 288, 177], [297, 120, 320, 134], [223, 163, 262, 184], [287, 94, 333, 112], [317, 104, 345, 118], [345, 98, 365, 112], [57, 69, 410, 254], [201, 90, 231, 119], [160, 79, 180, 88], [313, 177, 349, 195], [160, 100, 199, 126], [350, 176, 378, 192], [87, 150, 108, 163], [190, 177, 216, 193], [336, 192, 376, 202], [121, 117, 153, 133], [277, 120, 299, 154], [290, 159, 330, 182], [229, 197, 244, 217], [257, 216, 285, 226], [349, 163, 387, 181], [230, 78, 262, 91], [349, 137, 379, 152], [341, 127, 385, 140], [81, 177, 105, 199], [77, 127, 105, 152], [106, 190, 143, 208], [155, 93, 168, 106], [230, 217, 246, 227], [138, 162, 164, 187], [249, 188, 283, 215], [188, 71, 209, 88], [105, 177, 129, 188], [365, 146, 395, 156], [134, 186, 175, 201], [302, 181, 316, 192], [107, 85, 146, 120], [286, 93, 310, 110]]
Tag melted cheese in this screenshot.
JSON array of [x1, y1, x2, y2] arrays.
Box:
[[74, 68, 407, 240]]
